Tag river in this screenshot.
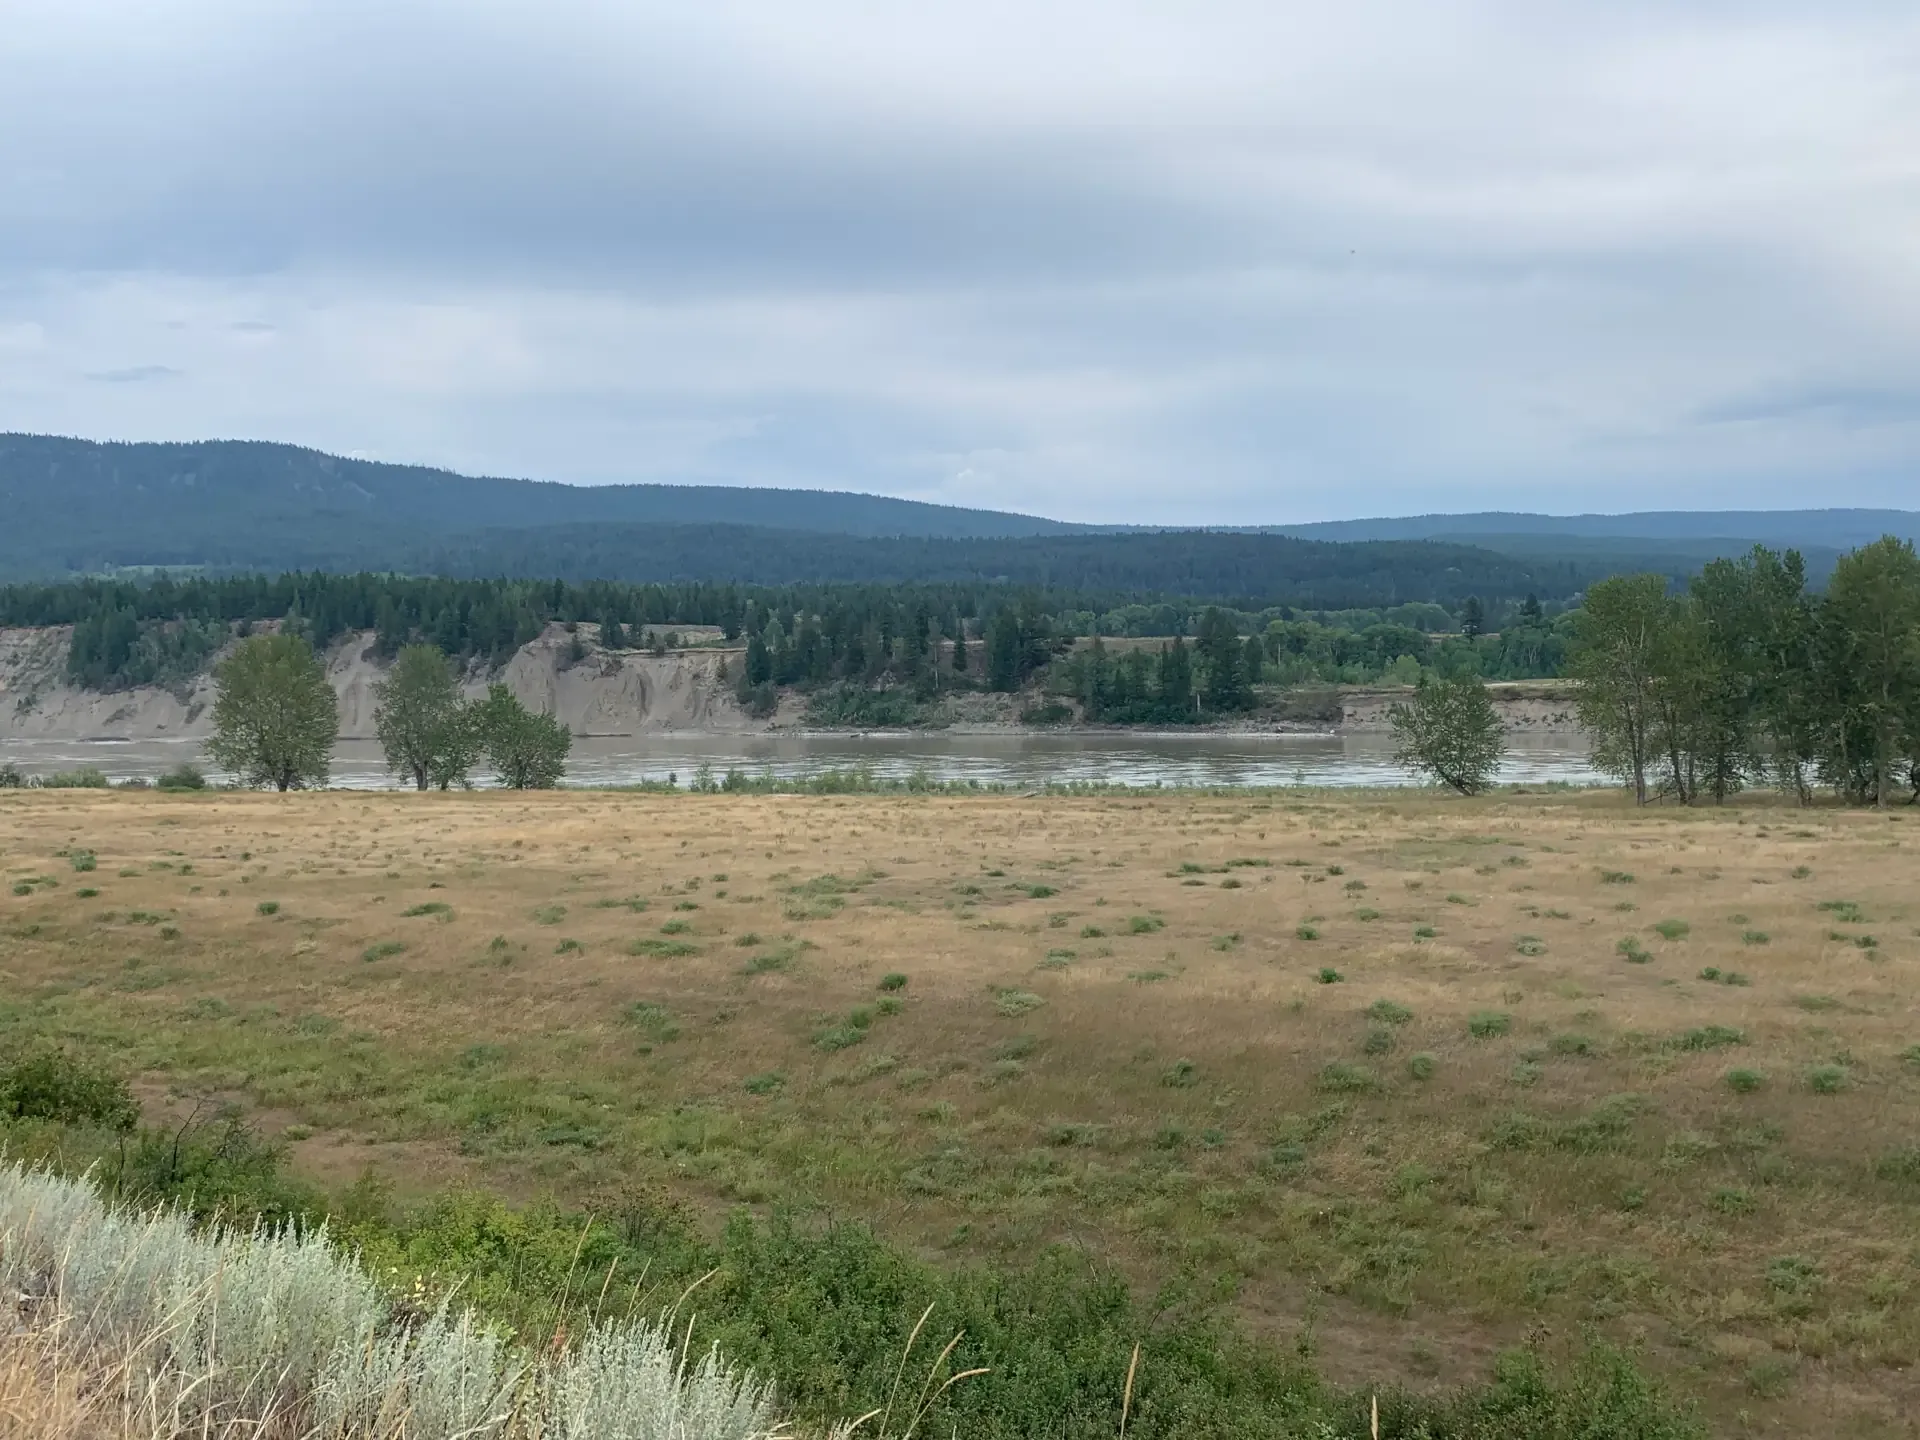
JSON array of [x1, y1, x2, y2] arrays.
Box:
[[2, 730, 1599, 790]]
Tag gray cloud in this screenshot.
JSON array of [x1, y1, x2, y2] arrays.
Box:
[[1, 0, 1917, 521]]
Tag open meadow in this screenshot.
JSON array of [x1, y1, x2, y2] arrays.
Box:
[[3, 785, 1918, 1436]]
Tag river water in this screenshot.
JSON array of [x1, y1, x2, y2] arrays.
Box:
[[2, 730, 1598, 790]]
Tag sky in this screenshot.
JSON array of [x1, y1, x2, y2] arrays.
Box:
[[2, 1, 1917, 524]]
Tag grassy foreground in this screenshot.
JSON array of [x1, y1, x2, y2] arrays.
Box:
[[3, 786, 1916, 1435]]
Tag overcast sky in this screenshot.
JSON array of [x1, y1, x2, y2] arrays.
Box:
[[2, 2, 1916, 523]]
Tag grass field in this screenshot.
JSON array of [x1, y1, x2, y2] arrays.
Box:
[[3, 786, 1917, 1435]]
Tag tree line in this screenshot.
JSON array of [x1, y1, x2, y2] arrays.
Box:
[[1571, 538, 1920, 807], [204, 634, 571, 791], [5, 571, 1564, 699], [1386, 537, 1920, 806]]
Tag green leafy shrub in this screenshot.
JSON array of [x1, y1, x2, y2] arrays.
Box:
[[0, 1047, 138, 1130]]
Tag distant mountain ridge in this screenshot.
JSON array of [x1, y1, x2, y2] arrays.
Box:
[[3, 433, 1911, 589], [0, 433, 1090, 577], [1257, 509, 1920, 549]]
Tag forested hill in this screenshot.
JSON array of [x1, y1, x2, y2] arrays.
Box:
[[0, 433, 1090, 577], [393, 523, 1609, 607]]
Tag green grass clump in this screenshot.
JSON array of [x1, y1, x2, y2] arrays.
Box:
[[1549, 1033, 1596, 1057], [1354, 907, 1381, 921], [1696, 967, 1750, 986], [533, 905, 566, 925], [1805, 1064, 1849, 1094], [1126, 914, 1164, 935], [1413, 925, 1437, 939], [402, 901, 452, 918], [1675, 1025, 1745, 1051], [1079, 925, 1106, 939], [628, 938, 700, 958], [1407, 1052, 1436, 1081], [743, 1071, 785, 1095], [361, 941, 407, 963], [659, 919, 693, 935], [1024, 884, 1056, 899], [812, 1021, 867, 1052], [1316, 1061, 1378, 1093], [623, 1002, 680, 1044], [878, 972, 908, 991], [992, 989, 1045, 1017], [1515, 935, 1546, 956], [1365, 999, 1413, 1026], [1874, 1148, 1920, 1186], [1600, 870, 1635, 885], [69, 850, 97, 873], [1741, 930, 1770, 946], [1296, 924, 1320, 941], [553, 938, 583, 955], [256, 901, 280, 916], [1468, 1011, 1512, 1039], [75, 887, 98, 898], [1723, 1068, 1766, 1094], [1314, 966, 1342, 984], [1161, 1058, 1197, 1088], [1653, 919, 1690, 941], [1817, 900, 1866, 924], [1616, 937, 1652, 964], [1362, 1027, 1394, 1056]]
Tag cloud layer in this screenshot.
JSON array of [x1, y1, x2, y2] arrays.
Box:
[[2, 1, 1916, 521]]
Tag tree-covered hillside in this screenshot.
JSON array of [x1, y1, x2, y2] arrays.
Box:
[[0, 433, 1088, 578]]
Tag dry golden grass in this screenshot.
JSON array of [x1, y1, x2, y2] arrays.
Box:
[[3, 787, 1917, 1435]]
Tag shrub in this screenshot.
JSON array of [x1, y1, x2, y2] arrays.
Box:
[[1316, 1061, 1378, 1093], [878, 972, 908, 991], [1296, 924, 1320, 941], [155, 763, 208, 791], [1315, 966, 1342, 984], [1126, 914, 1164, 935], [37, 766, 112, 789], [1805, 1064, 1849, 1094], [1615, 937, 1652, 963], [361, 941, 407, 963], [1741, 930, 1770, 946], [256, 900, 280, 916], [1468, 1011, 1512, 1039], [1653, 919, 1690, 941], [69, 849, 97, 872], [1365, 999, 1413, 1026], [1675, 1025, 1745, 1051], [1724, 1068, 1766, 1094], [992, 989, 1045, 1018], [1407, 1052, 1437, 1081], [0, 1048, 138, 1130]]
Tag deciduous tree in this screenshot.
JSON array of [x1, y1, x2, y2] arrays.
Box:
[[1389, 674, 1505, 794], [206, 633, 338, 791]]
